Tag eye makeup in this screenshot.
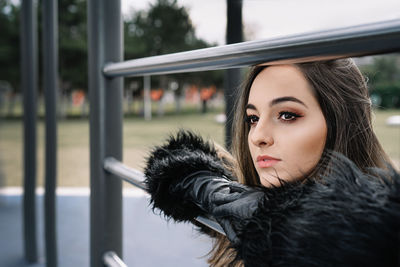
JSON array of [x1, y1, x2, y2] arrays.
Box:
[[278, 111, 303, 122], [245, 114, 259, 125]]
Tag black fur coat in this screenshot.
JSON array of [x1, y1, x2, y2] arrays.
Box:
[[144, 131, 400, 267]]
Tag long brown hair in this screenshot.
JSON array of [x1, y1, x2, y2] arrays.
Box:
[[208, 58, 391, 266]]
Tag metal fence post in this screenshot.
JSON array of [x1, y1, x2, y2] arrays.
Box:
[[88, 0, 123, 266], [21, 0, 38, 262], [143, 76, 151, 121], [225, 0, 243, 149], [42, 0, 58, 266]]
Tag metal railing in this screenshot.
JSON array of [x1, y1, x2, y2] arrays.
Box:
[[103, 251, 128, 267], [21, 0, 38, 263], [103, 19, 400, 78], [20, 0, 58, 265], [103, 157, 226, 235]]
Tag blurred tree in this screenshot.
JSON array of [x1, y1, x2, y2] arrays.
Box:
[[361, 54, 400, 109], [362, 55, 400, 86], [124, 0, 224, 115], [0, 0, 223, 102], [124, 0, 222, 86], [0, 0, 21, 92], [125, 0, 203, 57], [58, 0, 87, 92], [0, 0, 87, 94]]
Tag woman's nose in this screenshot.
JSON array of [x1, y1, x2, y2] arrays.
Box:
[[250, 120, 274, 147]]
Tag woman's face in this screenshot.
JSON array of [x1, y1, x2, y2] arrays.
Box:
[[246, 65, 327, 187]]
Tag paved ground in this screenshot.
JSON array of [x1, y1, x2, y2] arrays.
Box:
[[0, 188, 212, 267]]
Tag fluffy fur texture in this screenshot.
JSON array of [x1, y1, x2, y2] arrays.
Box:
[[144, 130, 233, 221], [144, 130, 400, 267]]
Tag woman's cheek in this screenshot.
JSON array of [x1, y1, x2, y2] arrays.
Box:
[[281, 120, 327, 177]]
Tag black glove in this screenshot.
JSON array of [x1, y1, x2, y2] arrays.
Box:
[[173, 170, 265, 244]]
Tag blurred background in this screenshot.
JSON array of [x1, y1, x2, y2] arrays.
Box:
[[0, 0, 399, 188]]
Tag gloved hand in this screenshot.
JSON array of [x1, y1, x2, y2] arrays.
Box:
[[173, 170, 265, 244], [144, 130, 265, 245]]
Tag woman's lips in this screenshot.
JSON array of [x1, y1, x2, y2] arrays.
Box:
[[256, 155, 281, 168]]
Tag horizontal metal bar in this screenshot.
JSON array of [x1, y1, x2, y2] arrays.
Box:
[[103, 157, 226, 235], [195, 215, 226, 235], [104, 19, 400, 77], [103, 251, 127, 267], [104, 157, 147, 190]]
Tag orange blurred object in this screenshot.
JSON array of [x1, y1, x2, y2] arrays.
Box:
[[150, 89, 163, 101]]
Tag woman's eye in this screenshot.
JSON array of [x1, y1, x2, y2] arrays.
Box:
[[245, 115, 259, 125], [278, 111, 302, 122]]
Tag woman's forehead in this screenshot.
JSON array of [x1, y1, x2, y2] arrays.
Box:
[[249, 65, 316, 102]]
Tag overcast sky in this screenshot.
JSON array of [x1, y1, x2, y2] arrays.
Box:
[[122, 0, 400, 45]]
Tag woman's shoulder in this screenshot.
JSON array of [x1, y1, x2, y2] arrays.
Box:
[[303, 154, 400, 210], [240, 154, 400, 267]]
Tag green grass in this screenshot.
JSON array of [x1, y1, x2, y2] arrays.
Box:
[[0, 110, 225, 187], [0, 109, 399, 187], [372, 109, 400, 166]]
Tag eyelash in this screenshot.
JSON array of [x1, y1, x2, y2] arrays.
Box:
[[245, 114, 259, 125], [245, 111, 302, 125], [278, 111, 303, 122]]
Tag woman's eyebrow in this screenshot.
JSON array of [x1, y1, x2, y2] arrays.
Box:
[[245, 103, 257, 110], [270, 96, 308, 108]]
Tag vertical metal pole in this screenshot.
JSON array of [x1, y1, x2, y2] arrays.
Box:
[[20, 0, 38, 262], [88, 0, 123, 266], [225, 0, 243, 149], [143, 76, 151, 121], [43, 0, 58, 266]]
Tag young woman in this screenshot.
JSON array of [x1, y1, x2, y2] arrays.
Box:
[[144, 59, 400, 267]]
